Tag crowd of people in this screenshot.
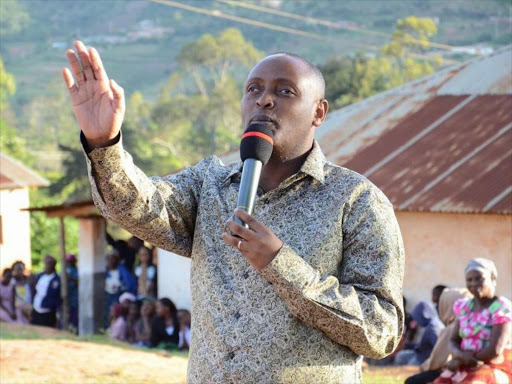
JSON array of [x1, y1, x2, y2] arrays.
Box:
[[367, 257, 511, 384], [0, 230, 191, 352], [1, 237, 510, 382]]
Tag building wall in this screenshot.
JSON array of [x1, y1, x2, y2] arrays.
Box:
[[0, 188, 32, 272], [396, 211, 512, 307], [156, 211, 511, 312], [157, 249, 191, 310]]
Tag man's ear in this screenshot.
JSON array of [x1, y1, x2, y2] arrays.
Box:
[[312, 99, 329, 127]]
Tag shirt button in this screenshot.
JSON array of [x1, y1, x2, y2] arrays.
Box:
[[234, 312, 241, 320], [243, 272, 249, 279], [228, 351, 235, 360]]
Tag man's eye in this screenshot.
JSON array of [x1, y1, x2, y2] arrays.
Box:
[[279, 89, 293, 95], [247, 85, 259, 93]]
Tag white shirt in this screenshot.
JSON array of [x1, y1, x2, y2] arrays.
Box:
[[105, 269, 121, 294], [179, 326, 191, 349], [135, 265, 156, 280], [33, 273, 56, 313]]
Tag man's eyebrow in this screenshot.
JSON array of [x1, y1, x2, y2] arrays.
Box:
[[245, 77, 298, 85]]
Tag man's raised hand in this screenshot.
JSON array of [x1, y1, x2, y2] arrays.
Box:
[[62, 40, 125, 149]]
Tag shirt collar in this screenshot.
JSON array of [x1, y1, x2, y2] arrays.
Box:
[[221, 140, 326, 184], [298, 140, 326, 184]]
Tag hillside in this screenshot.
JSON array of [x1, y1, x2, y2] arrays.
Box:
[[1, 0, 510, 104]]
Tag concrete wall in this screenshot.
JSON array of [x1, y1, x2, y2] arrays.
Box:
[[155, 211, 511, 313], [0, 188, 32, 272], [157, 249, 191, 311], [396, 211, 512, 306]]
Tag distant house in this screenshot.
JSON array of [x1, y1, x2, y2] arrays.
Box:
[[315, 46, 512, 304], [159, 47, 512, 310], [0, 152, 49, 272]]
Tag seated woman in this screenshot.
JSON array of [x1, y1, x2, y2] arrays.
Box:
[[133, 299, 156, 348], [434, 258, 511, 384], [108, 303, 128, 342], [405, 288, 472, 384], [150, 298, 179, 350]]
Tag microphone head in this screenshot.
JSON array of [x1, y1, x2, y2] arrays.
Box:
[[240, 123, 274, 165]]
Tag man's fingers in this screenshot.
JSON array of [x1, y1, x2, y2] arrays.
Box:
[[62, 68, 78, 95], [226, 220, 256, 240], [110, 79, 123, 101], [233, 209, 264, 231], [89, 47, 109, 85], [110, 79, 125, 110], [74, 40, 95, 81], [66, 49, 85, 86], [221, 232, 241, 250]]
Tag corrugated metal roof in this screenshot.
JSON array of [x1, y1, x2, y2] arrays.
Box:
[[0, 152, 50, 190], [316, 46, 512, 214]]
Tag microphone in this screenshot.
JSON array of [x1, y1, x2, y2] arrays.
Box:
[[234, 123, 274, 228]]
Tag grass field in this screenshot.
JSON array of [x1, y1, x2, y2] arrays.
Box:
[[0, 323, 417, 384]]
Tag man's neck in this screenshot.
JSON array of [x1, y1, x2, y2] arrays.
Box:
[[259, 144, 313, 192]]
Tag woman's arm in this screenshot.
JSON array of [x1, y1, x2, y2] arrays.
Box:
[[449, 320, 478, 366], [474, 322, 511, 362]]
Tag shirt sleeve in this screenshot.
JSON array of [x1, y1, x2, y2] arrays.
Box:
[[490, 297, 511, 326], [259, 184, 405, 359], [81, 131, 213, 257]]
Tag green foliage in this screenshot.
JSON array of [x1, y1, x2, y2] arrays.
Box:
[[0, 119, 34, 166], [0, 0, 30, 37], [0, 56, 16, 110], [382, 16, 438, 57], [29, 187, 79, 273], [322, 16, 443, 109]]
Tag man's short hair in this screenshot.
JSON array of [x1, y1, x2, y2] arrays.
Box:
[[268, 52, 325, 99]]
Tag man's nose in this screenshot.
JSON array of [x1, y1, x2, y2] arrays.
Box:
[[256, 91, 274, 109]]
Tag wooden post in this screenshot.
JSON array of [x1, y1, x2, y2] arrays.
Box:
[[59, 217, 69, 330]]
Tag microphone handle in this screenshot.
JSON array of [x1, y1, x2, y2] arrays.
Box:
[[234, 158, 263, 228]]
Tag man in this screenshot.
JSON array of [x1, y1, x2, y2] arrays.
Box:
[[106, 230, 143, 272], [63, 40, 404, 383], [31, 255, 62, 328]]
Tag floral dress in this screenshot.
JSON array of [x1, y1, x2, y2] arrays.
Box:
[[435, 296, 511, 384]]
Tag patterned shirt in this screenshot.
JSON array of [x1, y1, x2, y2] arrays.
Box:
[[454, 296, 512, 351], [83, 133, 405, 384]]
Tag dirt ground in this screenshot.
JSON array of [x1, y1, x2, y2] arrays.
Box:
[[0, 323, 416, 384], [0, 325, 188, 384]]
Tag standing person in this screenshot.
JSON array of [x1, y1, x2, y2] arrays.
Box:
[[0, 269, 19, 323], [65, 254, 79, 331], [104, 250, 136, 328], [63, 41, 404, 383], [10, 261, 32, 323], [31, 255, 62, 328], [434, 258, 511, 384], [150, 298, 180, 349], [106, 230, 142, 272], [135, 246, 156, 299]]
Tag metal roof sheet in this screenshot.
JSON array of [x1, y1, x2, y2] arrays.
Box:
[[316, 47, 512, 214], [0, 152, 50, 190]]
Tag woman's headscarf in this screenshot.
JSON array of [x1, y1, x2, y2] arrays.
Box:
[[465, 258, 497, 280]]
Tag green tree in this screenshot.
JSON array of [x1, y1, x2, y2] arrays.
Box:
[[0, 0, 30, 37], [177, 28, 263, 97], [0, 56, 16, 111], [321, 16, 443, 109]]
